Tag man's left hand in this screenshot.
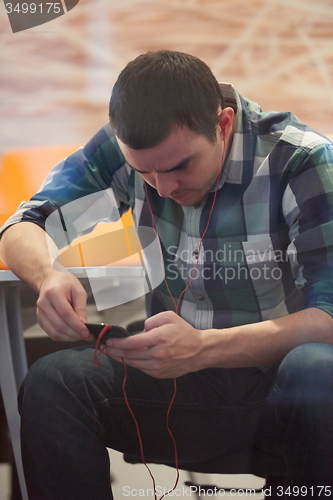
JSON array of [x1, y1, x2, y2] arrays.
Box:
[[103, 311, 204, 378]]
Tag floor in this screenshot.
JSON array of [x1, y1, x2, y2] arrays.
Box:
[[0, 453, 266, 500], [0, 0, 332, 497]]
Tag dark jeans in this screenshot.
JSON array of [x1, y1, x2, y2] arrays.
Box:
[[18, 343, 333, 499]]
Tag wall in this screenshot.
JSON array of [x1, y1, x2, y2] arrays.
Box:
[[0, 0, 332, 152]]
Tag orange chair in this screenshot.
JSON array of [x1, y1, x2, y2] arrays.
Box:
[[0, 145, 81, 227], [0, 145, 80, 268], [0, 145, 138, 269], [58, 209, 140, 269]]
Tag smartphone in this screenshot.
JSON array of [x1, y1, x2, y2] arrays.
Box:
[[85, 323, 130, 344]]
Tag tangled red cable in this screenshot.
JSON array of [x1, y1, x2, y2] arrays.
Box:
[[93, 324, 179, 500]]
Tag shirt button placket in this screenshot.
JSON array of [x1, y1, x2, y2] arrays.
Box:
[[192, 249, 199, 260]]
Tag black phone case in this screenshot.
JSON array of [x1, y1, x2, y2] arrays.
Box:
[[85, 323, 129, 343]]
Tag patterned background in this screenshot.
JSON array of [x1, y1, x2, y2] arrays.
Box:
[[1, 0, 333, 157]]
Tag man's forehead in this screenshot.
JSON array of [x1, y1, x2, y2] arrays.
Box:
[[125, 153, 198, 174], [116, 131, 203, 174]]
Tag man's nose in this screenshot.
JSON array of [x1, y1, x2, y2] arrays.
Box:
[[155, 174, 178, 198]]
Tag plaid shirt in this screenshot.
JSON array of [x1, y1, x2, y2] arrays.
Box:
[[3, 83, 333, 330]]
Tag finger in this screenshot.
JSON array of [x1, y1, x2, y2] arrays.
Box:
[[103, 345, 151, 361], [102, 347, 174, 378], [144, 311, 178, 332], [46, 291, 90, 339], [105, 330, 159, 350], [37, 297, 92, 342], [37, 309, 82, 342], [70, 285, 88, 325]]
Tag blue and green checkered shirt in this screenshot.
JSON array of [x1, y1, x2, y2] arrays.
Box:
[[3, 83, 333, 330]]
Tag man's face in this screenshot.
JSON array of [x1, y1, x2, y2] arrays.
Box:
[[117, 122, 229, 207]]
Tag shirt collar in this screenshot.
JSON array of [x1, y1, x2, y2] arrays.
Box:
[[213, 83, 258, 190]]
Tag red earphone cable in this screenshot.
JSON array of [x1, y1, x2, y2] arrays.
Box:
[[94, 325, 178, 500], [93, 324, 112, 367], [121, 358, 159, 499]]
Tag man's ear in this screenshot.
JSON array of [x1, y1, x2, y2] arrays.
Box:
[[217, 107, 235, 136]]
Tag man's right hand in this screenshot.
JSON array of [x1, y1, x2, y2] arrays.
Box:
[[37, 270, 93, 342], [0, 222, 93, 342]]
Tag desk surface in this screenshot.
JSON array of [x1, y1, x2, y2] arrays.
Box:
[[0, 270, 20, 281], [0, 266, 144, 282]]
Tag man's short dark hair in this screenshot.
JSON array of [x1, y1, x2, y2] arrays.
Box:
[[109, 50, 224, 149]]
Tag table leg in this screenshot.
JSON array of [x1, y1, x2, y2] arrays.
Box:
[[0, 284, 29, 500]]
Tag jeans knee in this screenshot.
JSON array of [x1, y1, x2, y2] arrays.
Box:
[[19, 347, 96, 409], [277, 343, 333, 401]]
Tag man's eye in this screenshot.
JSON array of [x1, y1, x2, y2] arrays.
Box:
[[176, 163, 188, 172]]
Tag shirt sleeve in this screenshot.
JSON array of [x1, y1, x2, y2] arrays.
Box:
[[0, 123, 132, 246], [283, 142, 333, 318]]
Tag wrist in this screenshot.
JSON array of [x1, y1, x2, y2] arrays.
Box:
[[197, 326, 260, 369], [34, 266, 61, 293], [196, 327, 233, 370]]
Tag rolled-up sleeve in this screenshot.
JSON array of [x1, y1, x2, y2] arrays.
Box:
[[0, 124, 131, 244], [283, 143, 333, 317]]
